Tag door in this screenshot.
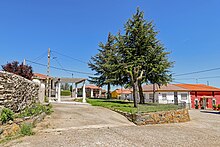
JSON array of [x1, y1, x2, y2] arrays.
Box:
[[203, 98, 207, 109], [174, 92, 178, 105]]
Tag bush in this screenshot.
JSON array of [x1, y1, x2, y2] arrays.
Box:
[[20, 123, 33, 136], [218, 104, 220, 109], [1, 108, 14, 124], [213, 104, 217, 109], [44, 96, 49, 103], [61, 90, 71, 96], [17, 103, 53, 118], [195, 104, 199, 109]]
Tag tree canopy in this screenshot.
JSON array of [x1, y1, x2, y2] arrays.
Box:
[[2, 61, 33, 80], [88, 33, 118, 99], [89, 8, 173, 106]]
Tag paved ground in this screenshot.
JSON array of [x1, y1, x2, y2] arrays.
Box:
[[3, 103, 220, 147]]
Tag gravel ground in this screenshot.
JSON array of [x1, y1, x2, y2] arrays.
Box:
[[3, 104, 220, 147]]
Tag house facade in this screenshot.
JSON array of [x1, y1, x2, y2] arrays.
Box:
[[111, 89, 133, 100], [175, 84, 220, 109], [142, 84, 191, 108], [78, 84, 106, 98]]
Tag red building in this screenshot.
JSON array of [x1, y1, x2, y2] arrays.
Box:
[[175, 84, 220, 109]]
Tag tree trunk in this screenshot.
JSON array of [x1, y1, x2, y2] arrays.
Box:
[[133, 80, 138, 108], [152, 83, 155, 103], [107, 83, 111, 99], [138, 80, 144, 104]]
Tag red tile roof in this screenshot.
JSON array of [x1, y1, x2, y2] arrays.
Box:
[[114, 89, 132, 94], [142, 84, 189, 92], [33, 73, 51, 80], [175, 84, 220, 92], [85, 85, 102, 90]]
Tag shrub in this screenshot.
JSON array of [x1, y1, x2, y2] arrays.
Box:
[[44, 96, 49, 103], [61, 90, 71, 96], [195, 104, 199, 109], [1, 108, 14, 124], [213, 104, 217, 109], [20, 123, 33, 136], [17, 103, 53, 118], [201, 106, 204, 109], [218, 104, 220, 109]]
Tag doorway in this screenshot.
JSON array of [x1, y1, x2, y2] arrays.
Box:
[[202, 98, 207, 109], [174, 92, 178, 105]]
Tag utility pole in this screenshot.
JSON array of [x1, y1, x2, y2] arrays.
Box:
[[23, 59, 26, 65], [207, 81, 209, 86], [71, 73, 73, 98], [47, 48, 51, 98]]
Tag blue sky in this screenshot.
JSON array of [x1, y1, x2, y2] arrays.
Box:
[[1, 0, 220, 88]]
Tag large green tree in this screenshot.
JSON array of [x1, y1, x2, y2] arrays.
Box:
[[88, 33, 118, 99], [117, 8, 172, 107]]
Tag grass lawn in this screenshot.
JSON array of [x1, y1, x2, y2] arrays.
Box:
[[61, 90, 71, 96], [86, 98, 181, 114]]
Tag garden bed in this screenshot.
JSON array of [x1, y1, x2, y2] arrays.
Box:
[[87, 98, 190, 125], [87, 98, 182, 114]]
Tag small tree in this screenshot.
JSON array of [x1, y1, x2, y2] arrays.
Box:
[[2, 61, 33, 80]]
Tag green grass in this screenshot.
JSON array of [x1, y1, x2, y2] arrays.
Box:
[[87, 98, 181, 114], [61, 90, 71, 96], [20, 123, 34, 136], [73, 98, 83, 102], [16, 103, 53, 118]]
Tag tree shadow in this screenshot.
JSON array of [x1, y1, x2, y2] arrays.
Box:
[[200, 110, 220, 115], [103, 100, 132, 104]]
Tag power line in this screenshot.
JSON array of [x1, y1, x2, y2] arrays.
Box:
[[33, 51, 48, 62], [51, 50, 88, 64], [26, 59, 94, 76], [173, 67, 220, 77], [198, 75, 220, 80], [175, 75, 220, 80], [51, 52, 72, 75]]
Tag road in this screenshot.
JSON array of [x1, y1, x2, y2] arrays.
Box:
[[3, 103, 220, 147]]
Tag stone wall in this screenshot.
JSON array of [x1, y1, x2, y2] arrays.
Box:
[[0, 71, 39, 112], [114, 109, 190, 125]]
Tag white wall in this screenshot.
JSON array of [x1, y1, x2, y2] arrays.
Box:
[[33, 79, 45, 103], [120, 93, 133, 100], [143, 91, 190, 104], [177, 92, 191, 104]]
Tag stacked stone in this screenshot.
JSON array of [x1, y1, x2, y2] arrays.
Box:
[[0, 71, 39, 112], [113, 108, 190, 125], [133, 109, 190, 125]]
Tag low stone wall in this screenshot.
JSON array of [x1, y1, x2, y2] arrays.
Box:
[[113, 109, 190, 125], [0, 71, 39, 112]]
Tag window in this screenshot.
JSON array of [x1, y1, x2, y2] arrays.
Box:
[[162, 94, 167, 100], [181, 94, 187, 100], [149, 94, 153, 100], [195, 99, 198, 106], [212, 99, 216, 106]]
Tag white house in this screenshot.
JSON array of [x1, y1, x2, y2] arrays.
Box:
[[142, 84, 191, 107]]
